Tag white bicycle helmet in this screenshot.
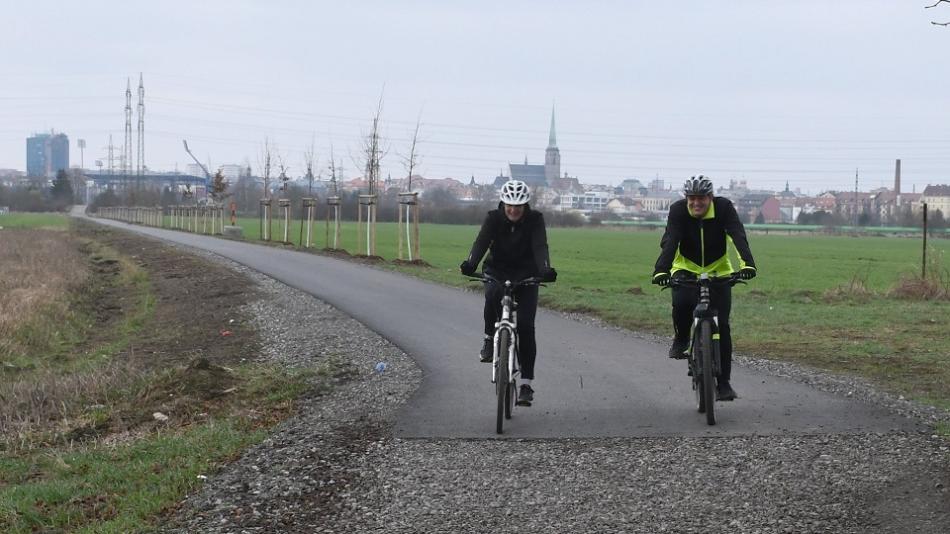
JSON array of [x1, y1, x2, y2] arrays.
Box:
[[500, 180, 531, 205]]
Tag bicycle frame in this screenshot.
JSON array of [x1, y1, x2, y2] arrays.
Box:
[[668, 272, 742, 425], [479, 274, 541, 383], [688, 274, 723, 379], [492, 287, 519, 386], [469, 273, 543, 434]]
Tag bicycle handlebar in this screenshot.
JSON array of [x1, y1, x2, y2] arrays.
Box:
[[466, 273, 545, 288], [665, 273, 745, 290]]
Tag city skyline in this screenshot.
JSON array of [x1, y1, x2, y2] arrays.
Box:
[[3, 1, 950, 194]]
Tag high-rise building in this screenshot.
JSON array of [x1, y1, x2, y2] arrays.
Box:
[[219, 164, 246, 181], [26, 135, 46, 177], [185, 163, 205, 178], [26, 132, 69, 178]]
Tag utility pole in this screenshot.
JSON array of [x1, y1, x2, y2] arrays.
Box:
[[922, 203, 928, 278], [77, 139, 86, 170], [137, 73, 145, 177], [124, 78, 133, 192], [108, 134, 115, 176]]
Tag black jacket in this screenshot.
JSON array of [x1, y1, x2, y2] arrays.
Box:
[[654, 196, 756, 277], [466, 203, 552, 280]]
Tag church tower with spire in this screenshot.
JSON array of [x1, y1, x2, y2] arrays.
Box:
[[544, 105, 560, 184]]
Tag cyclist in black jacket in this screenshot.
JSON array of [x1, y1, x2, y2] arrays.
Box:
[[652, 176, 757, 401], [460, 180, 557, 407]]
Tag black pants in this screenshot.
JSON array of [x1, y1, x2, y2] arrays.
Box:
[[484, 282, 539, 380], [672, 280, 733, 382]]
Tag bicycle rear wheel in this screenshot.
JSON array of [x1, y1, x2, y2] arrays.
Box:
[[698, 320, 716, 425], [495, 329, 511, 434]]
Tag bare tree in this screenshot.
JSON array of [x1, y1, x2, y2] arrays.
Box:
[[397, 112, 424, 261], [401, 112, 423, 192], [327, 142, 342, 196], [927, 0, 950, 25], [358, 93, 387, 195], [276, 153, 291, 197], [259, 138, 274, 199], [303, 134, 320, 195], [352, 92, 387, 256]]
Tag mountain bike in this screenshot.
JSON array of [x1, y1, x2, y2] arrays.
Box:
[[470, 273, 542, 434], [668, 272, 743, 425]]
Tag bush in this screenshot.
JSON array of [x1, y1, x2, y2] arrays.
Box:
[[89, 189, 120, 211], [545, 211, 585, 227], [889, 248, 950, 300]]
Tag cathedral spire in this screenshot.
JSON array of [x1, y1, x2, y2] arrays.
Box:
[[544, 104, 561, 184]]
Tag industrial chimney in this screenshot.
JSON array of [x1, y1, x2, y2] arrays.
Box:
[[894, 159, 901, 207]]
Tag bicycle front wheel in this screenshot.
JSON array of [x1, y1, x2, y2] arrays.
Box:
[[495, 329, 511, 434], [698, 320, 716, 425]]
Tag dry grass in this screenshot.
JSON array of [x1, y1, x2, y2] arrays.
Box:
[[888, 248, 950, 301], [889, 270, 950, 301], [0, 230, 90, 357], [823, 274, 874, 302], [0, 359, 148, 451]]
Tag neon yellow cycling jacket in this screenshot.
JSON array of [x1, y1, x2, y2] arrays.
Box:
[[653, 197, 756, 278]]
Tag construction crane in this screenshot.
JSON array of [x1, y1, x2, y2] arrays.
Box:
[[182, 140, 211, 182], [182, 139, 213, 205]]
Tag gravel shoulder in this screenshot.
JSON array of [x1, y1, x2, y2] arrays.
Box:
[[162, 245, 950, 534]]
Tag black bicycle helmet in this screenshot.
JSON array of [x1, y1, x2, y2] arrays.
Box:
[[683, 175, 714, 196]]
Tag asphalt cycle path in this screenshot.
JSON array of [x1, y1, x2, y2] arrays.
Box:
[[80, 212, 918, 438]]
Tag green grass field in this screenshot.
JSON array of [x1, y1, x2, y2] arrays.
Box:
[[229, 216, 950, 405], [0, 212, 68, 229]]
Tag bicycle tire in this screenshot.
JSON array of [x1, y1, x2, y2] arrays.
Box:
[[699, 320, 716, 425], [496, 329, 510, 434], [694, 376, 705, 413], [691, 331, 704, 413]]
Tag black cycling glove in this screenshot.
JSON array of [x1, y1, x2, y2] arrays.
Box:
[[652, 272, 671, 287], [737, 267, 757, 280]]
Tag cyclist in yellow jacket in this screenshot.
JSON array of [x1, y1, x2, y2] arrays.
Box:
[[652, 176, 757, 401]]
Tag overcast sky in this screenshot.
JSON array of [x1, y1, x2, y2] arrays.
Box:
[[3, 1, 950, 193]]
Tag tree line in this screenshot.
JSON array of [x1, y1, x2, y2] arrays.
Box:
[[0, 170, 74, 212], [796, 208, 946, 229], [85, 180, 586, 227]]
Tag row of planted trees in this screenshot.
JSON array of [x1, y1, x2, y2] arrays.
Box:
[[255, 192, 421, 259], [96, 204, 226, 234], [93, 190, 424, 261]]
